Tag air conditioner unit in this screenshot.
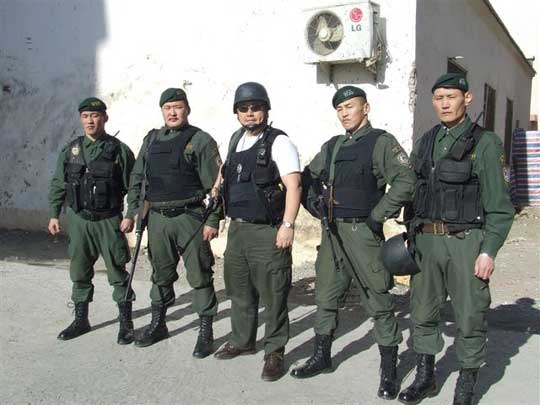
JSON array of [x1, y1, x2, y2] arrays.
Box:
[[303, 1, 381, 65]]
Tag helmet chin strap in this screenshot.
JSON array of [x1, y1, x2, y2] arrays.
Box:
[[242, 122, 266, 132], [242, 119, 271, 134]]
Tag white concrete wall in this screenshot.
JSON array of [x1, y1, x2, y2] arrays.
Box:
[[490, 0, 539, 125], [0, 0, 107, 228], [414, 0, 533, 139], [0, 0, 416, 230]]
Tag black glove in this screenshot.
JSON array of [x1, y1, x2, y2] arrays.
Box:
[[366, 215, 385, 241]]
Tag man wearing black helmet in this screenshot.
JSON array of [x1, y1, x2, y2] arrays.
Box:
[[212, 82, 302, 382], [127, 88, 222, 357], [293, 86, 415, 400], [398, 74, 514, 405]]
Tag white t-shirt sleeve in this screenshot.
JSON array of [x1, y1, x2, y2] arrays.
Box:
[[271, 135, 301, 176]]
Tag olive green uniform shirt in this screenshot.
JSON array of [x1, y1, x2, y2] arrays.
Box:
[[48, 133, 135, 218], [127, 126, 223, 228], [410, 115, 514, 257], [306, 122, 416, 221]]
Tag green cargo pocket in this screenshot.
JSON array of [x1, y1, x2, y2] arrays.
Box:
[[112, 232, 130, 266], [199, 240, 215, 269], [368, 260, 393, 293], [272, 266, 292, 295]]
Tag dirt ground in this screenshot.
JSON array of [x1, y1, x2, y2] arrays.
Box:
[[1, 207, 538, 306]]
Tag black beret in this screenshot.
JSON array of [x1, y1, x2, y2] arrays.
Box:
[[78, 97, 107, 113], [332, 86, 367, 109], [159, 88, 189, 108], [431, 73, 469, 93]]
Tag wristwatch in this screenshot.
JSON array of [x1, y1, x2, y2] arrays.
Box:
[[282, 220, 294, 229]]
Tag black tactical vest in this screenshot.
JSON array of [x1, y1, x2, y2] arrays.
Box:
[[146, 125, 204, 203], [64, 135, 123, 215], [413, 124, 485, 230], [322, 129, 385, 219], [223, 126, 287, 224]]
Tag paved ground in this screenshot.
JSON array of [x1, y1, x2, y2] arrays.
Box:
[[1, 261, 539, 405], [1, 208, 539, 404]]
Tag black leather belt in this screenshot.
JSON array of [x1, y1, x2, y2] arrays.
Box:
[[230, 218, 272, 225], [419, 222, 480, 236], [334, 217, 367, 223], [151, 206, 190, 218], [77, 209, 120, 221]]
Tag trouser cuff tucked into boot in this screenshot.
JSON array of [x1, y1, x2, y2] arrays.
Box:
[[117, 301, 134, 345], [192, 316, 214, 358], [398, 353, 437, 404], [290, 334, 332, 379], [134, 304, 168, 348], [378, 345, 398, 400], [57, 302, 91, 340], [452, 368, 479, 405]]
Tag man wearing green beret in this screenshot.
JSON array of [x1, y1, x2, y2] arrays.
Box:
[[48, 97, 136, 344], [398, 73, 514, 405], [292, 86, 415, 400], [127, 88, 222, 357]]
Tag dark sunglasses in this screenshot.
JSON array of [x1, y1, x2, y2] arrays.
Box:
[[237, 103, 264, 113]]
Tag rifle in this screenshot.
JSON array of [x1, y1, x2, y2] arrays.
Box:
[[315, 195, 342, 273], [315, 187, 378, 303], [177, 197, 219, 255], [123, 200, 149, 301], [123, 137, 154, 301]]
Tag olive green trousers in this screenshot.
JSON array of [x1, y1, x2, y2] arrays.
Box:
[[411, 229, 491, 368], [67, 208, 132, 304], [223, 221, 292, 354]]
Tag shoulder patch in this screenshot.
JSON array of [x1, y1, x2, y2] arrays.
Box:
[[502, 164, 511, 185], [397, 152, 410, 167], [211, 146, 223, 166], [391, 144, 404, 155], [71, 145, 80, 156], [390, 141, 410, 167]]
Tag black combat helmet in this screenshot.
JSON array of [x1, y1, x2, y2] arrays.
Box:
[[381, 233, 420, 276], [233, 82, 271, 112]]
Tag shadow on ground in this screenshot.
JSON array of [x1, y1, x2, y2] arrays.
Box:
[[81, 271, 540, 402]]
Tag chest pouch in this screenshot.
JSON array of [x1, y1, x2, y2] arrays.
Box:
[[436, 159, 472, 184], [262, 184, 285, 221], [256, 145, 270, 166], [238, 170, 251, 183], [66, 163, 85, 181], [88, 160, 116, 210], [65, 164, 85, 212], [253, 166, 276, 185]]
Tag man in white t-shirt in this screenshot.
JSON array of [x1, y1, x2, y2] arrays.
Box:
[[212, 82, 301, 382]]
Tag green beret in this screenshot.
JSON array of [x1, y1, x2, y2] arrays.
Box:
[[431, 73, 469, 93], [78, 97, 107, 113], [159, 88, 189, 108], [332, 86, 367, 109]]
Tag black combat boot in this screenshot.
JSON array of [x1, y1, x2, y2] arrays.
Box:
[[452, 368, 479, 405], [57, 302, 91, 340], [290, 334, 332, 379], [117, 302, 134, 345], [192, 316, 214, 358], [378, 345, 399, 400], [134, 304, 168, 347], [398, 354, 437, 404]]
